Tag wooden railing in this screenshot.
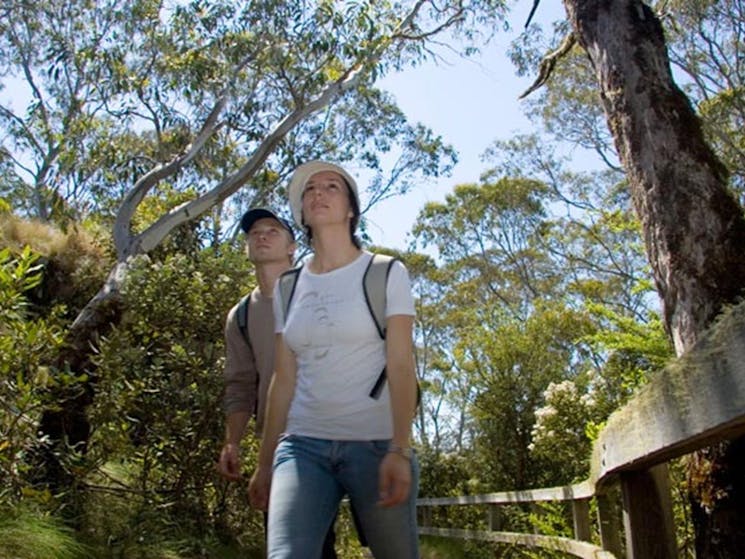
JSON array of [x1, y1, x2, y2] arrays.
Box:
[[417, 301, 745, 558]]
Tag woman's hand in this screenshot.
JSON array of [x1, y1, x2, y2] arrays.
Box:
[[377, 451, 412, 507], [248, 466, 272, 511]]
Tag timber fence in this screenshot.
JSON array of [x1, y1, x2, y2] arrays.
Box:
[[416, 301, 745, 558]]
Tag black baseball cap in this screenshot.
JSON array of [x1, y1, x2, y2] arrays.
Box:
[[240, 207, 295, 240]]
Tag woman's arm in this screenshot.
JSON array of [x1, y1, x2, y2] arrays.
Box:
[[385, 314, 417, 447], [378, 313, 417, 507], [248, 333, 297, 510]]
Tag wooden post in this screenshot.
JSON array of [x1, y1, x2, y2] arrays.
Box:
[[597, 487, 624, 558], [419, 505, 431, 529], [621, 464, 677, 558], [572, 498, 591, 542], [488, 504, 502, 531], [530, 503, 541, 534]]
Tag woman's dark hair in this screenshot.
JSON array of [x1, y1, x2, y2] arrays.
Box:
[[302, 179, 361, 249]]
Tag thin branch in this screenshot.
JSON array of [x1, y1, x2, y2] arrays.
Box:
[[519, 32, 576, 99], [525, 0, 541, 29], [0, 105, 44, 156]]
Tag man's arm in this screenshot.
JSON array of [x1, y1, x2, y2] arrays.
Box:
[[217, 303, 259, 481], [217, 411, 251, 481]]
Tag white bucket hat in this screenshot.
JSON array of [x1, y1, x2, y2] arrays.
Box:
[[287, 160, 360, 226]]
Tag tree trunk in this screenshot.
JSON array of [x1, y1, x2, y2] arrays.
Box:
[[36, 261, 128, 493], [563, 0, 745, 556]]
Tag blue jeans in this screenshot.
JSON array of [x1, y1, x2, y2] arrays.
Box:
[[267, 434, 420, 559]]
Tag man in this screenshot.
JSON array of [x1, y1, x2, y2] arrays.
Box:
[[216, 208, 340, 558], [217, 207, 296, 482]]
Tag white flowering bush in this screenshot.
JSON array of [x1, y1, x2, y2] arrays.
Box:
[[529, 379, 596, 484]]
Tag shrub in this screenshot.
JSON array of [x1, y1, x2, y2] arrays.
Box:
[[0, 246, 71, 505]]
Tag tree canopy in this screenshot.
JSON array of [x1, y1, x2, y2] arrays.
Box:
[[3, 0, 745, 556]]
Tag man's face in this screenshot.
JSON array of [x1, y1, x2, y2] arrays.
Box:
[[246, 217, 295, 264]]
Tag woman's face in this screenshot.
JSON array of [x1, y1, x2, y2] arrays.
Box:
[[301, 170, 352, 227]]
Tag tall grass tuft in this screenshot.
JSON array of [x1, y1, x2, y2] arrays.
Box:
[[0, 506, 91, 559]]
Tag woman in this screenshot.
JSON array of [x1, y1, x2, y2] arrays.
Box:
[[248, 161, 420, 558]]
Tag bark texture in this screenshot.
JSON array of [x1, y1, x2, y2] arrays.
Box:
[[563, 0, 745, 556], [36, 263, 126, 495]]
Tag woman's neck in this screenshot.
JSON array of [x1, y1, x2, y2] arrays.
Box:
[[309, 228, 361, 273]]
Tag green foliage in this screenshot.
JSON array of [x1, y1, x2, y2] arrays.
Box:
[[670, 458, 696, 558], [528, 305, 672, 485], [521, 500, 584, 559], [664, 0, 745, 198], [0, 246, 69, 504], [0, 246, 43, 317], [0, 214, 113, 320], [466, 303, 595, 489], [411, 175, 653, 491], [391, 249, 471, 452], [420, 536, 471, 558], [529, 380, 595, 484], [0, 0, 490, 238], [417, 449, 498, 558], [403, 1, 744, 555], [86, 246, 258, 553], [80, 458, 264, 558], [580, 303, 673, 416]]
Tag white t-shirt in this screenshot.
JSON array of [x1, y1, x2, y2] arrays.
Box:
[[273, 251, 415, 440]]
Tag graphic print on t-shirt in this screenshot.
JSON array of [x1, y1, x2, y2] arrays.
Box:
[[294, 289, 342, 361]]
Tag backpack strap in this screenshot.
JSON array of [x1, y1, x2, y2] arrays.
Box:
[[236, 292, 259, 416], [277, 265, 303, 324], [364, 253, 422, 407], [236, 294, 253, 351], [362, 253, 397, 340], [364, 254, 396, 400]]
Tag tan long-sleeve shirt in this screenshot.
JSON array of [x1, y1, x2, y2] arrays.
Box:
[[223, 288, 276, 434]]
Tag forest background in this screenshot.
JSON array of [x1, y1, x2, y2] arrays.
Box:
[[1, 0, 743, 557]]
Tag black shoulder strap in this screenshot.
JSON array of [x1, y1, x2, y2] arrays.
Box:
[[364, 253, 422, 407], [236, 293, 253, 351], [277, 265, 303, 323], [366, 253, 394, 400], [362, 253, 397, 340]]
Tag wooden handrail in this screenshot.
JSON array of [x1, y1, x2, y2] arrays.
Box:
[[591, 301, 745, 483], [417, 481, 593, 506], [419, 527, 617, 559], [417, 301, 745, 559]]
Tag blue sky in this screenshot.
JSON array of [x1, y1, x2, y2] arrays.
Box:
[[364, 4, 565, 249]]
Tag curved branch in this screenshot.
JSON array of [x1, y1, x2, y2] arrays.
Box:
[[519, 32, 576, 99], [112, 51, 259, 256], [133, 60, 370, 255], [128, 0, 441, 256]]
